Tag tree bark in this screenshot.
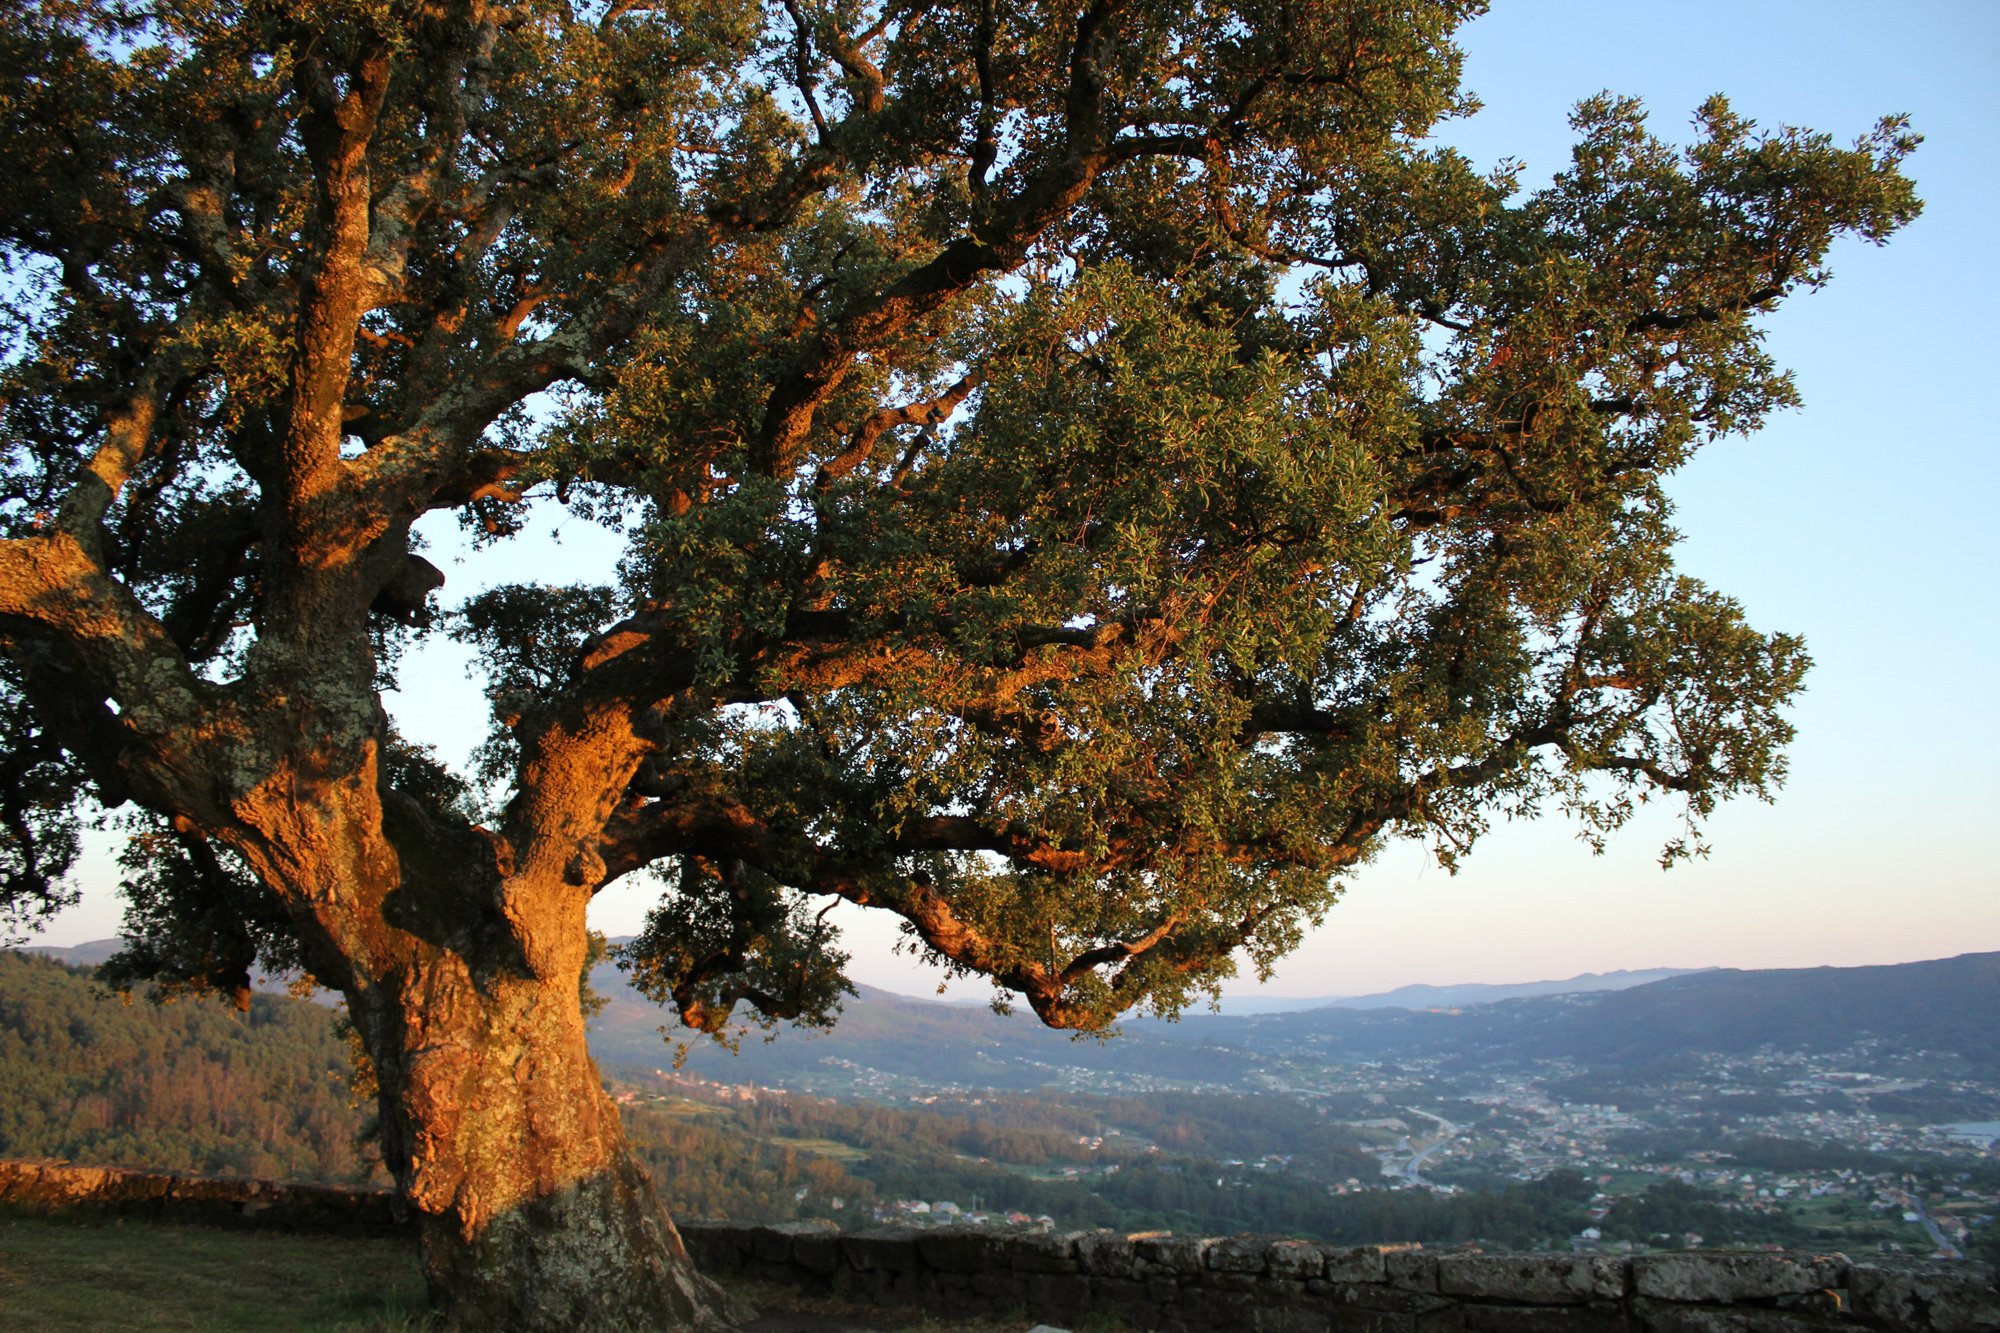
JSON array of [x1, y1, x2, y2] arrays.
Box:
[[349, 944, 745, 1331], [218, 748, 743, 1331]]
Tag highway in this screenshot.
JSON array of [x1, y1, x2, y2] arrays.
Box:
[[1401, 1109, 1461, 1187]]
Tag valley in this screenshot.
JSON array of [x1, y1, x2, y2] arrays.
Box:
[[8, 946, 1998, 1262]]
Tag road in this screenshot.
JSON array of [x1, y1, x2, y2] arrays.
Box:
[[1400, 1109, 1461, 1187], [1905, 1193, 1962, 1260]]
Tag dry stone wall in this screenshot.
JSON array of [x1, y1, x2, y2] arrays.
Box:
[[678, 1219, 2000, 1333], [4, 1160, 1994, 1331], [0, 1158, 403, 1236]]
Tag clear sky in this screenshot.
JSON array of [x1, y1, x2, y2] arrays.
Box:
[[31, 1, 2000, 1000]]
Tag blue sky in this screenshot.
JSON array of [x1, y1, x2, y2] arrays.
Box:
[[1244, 0, 2000, 996], [35, 2, 2000, 999]]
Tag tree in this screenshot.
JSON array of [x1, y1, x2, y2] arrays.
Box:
[[0, 0, 1916, 1326]]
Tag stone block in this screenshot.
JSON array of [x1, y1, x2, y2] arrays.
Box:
[[1009, 1230, 1085, 1273], [1211, 1235, 1276, 1274], [1137, 1234, 1217, 1276], [1631, 1253, 1846, 1304], [972, 1267, 1028, 1301], [1848, 1257, 2000, 1333], [1318, 1280, 1457, 1320], [1436, 1254, 1627, 1305], [749, 1220, 833, 1264], [1417, 1300, 1630, 1333], [0, 1159, 404, 1236], [790, 1230, 843, 1275], [1205, 1271, 1265, 1293], [838, 1265, 898, 1304], [1629, 1298, 1822, 1333], [841, 1227, 922, 1272], [1025, 1271, 1094, 1315], [1179, 1282, 1260, 1331], [1253, 1304, 1336, 1333], [1322, 1247, 1391, 1284], [1076, 1231, 1142, 1278], [1321, 1308, 1416, 1333], [1271, 1240, 1330, 1281], [916, 1224, 1007, 1274], [1088, 1275, 1158, 1318], [1385, 1250, 1440, 1293]]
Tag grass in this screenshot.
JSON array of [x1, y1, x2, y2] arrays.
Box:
[[0, 1214, 431, 1331], [0, 1208, 1160, 1320], [0, 1215, 1142, 1332], [764, 1136, 871, 1161]]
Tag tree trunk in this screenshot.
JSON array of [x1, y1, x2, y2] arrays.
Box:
[[347, 950, 746, 1330], [217, 733, 741, 1327]]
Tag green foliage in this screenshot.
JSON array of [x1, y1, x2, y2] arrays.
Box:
[[1599, 1179, 1807, 1248], [1968, 1221, 2000, 1268], [620, 858, 854, 1045], [0, 664, 84, 943], [97, 823, 313, 1007]]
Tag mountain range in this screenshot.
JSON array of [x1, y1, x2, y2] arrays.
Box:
[[585, 951, 2000, 1092], [28, 940, 1998, 1092]]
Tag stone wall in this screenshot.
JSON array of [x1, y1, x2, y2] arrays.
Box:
[[0, 1158, 404, 1236], [679, 1219, 2000, 1333], [5, 1159, 1994, 1330]]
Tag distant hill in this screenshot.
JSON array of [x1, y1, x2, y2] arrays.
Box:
[[587, 975, 1262, 1091], [1505, 952, 2000, 1066], [1198, 967, 1705, 1014], [1308, 967, 1709, 1012], [26, 940, 2000, 1089], [24, 938, 124, 968], [1143, 952, 2000, 1078], [590, 952, 2000, 1090]]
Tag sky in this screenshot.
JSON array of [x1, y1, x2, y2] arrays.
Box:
[[30, 1, 2000, 1001]]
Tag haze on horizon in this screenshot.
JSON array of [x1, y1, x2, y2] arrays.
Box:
[[25, 0, 1998, 1002]]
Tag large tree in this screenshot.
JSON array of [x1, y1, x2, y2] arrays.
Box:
[[0, 0, 1915, 1326]]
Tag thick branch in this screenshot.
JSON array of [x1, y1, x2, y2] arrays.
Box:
[[0, 535, 227, 819]]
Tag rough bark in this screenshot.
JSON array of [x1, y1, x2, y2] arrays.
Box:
[[356, 953, 743, 1330], [218, 752, 744, 1331]]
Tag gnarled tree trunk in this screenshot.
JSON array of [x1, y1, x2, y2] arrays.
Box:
[[355, 953, 740, 1330], [227, 753, 743, 1331]]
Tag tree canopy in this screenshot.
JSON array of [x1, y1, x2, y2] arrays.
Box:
[[0, 0, 1919, 1030], [0, 2, 1918, 1321]]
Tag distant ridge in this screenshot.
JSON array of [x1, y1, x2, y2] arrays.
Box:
[[24, 938, 123, 968], [26, 940, 1999, 1087], [25, 940, 1697, 1013], [1217, 967, 1709, 1014]]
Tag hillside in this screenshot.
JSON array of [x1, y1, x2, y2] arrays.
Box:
[[1540, 953, 2000, 1065], [0, 951, 377, 1183]]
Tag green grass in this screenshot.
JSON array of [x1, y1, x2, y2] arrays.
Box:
[[0, 1216, 431, 1331], [765, 1136, 870, 1161], [0, 1215, 1149, 1332]]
